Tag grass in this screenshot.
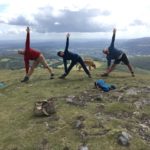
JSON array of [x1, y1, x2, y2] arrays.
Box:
[[0, 64, 150, 150]]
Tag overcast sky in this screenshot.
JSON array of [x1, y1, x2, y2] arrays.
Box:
[[0, 0, 150, 40]]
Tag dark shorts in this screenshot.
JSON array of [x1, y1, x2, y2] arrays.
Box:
[[114, 53, 129, 65]]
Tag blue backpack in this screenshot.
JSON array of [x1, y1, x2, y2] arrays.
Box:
[[95, 79, 116, 92]]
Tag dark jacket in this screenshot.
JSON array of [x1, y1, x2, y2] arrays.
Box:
[[106, 32, 123, 67], [63, 37, 79, 73]]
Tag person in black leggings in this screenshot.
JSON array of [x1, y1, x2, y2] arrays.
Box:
[[57, 33, 91, 79]]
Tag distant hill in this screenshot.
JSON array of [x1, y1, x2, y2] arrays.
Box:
[[121, 37, 150, 55], [130, 56, 150, 70], [0, 37, 150, 69], [0, 37, 150, 61]]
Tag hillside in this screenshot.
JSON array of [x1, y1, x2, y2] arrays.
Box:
[[130, 56, 150, 70], [0, 65, 150, 150], [1, 37, 150, 60]]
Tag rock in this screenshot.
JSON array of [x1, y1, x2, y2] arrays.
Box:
[[75, 120, 84, 129], [78, 144, 89, 150], [139, 124, 149, 131], [134, 101, 143, 109], [33, 99, 56, 117], [117, 131, 132, 146], [133, 111, 140, 117], [118, 136, 129, 146], [66, 96, 75, 102], [126, 88, 139, 96], [78, 146, 89, 150]]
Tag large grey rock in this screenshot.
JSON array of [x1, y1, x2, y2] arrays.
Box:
[[78, 145, 89, 150], [118, 131, 132, 146]]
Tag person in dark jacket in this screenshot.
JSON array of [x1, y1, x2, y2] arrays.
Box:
[[18, 27, 54, 82], [101, 28, 135, 77], [57, 33, 91, 79]]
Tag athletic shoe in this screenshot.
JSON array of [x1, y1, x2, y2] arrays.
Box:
[[50, 73, 54, 79], [131, 73, 135, 77], [59, 74, 66, 79], [21, 76, 29, 82], [51, 73, 54, 76]]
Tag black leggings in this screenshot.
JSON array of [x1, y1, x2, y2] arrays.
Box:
[[66, 57, 90, 76]]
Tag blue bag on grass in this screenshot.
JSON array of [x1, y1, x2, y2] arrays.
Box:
[[95, 79, 116, 92]]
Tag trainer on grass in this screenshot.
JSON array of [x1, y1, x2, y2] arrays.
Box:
[[18, 27, 54, 82], [57, 33, 91, 79], [102, 28, 135, 77]]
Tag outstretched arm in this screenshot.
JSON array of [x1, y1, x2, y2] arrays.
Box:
[[64, 33, 70, 52], [25, 27, 30, 51], [109, 28, 116, 48]]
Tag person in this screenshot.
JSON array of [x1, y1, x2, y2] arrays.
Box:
[[101, 28, 135, 77], [18, 27, 54, 82], [57, 33, 91, 79]]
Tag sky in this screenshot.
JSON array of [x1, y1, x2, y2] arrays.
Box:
[[0, 0, 150, 40]]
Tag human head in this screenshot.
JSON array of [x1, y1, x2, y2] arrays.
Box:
[[18, 50, 25, 55], [57, 51, 64, 57], [103, 48, 109, 55]]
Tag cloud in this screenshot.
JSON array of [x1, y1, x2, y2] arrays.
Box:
[[34, 7, 112, 32], [0, 19, 5, 23], [130, 19, 147, 26], [7, 6, 112, 33], [8, 15, 33, 26]]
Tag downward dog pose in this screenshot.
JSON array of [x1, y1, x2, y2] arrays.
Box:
[[57, 33, 91, 79], [102, 28, 135, 77], [18, 27, 54, 82]]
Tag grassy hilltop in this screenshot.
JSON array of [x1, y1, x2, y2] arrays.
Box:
[[0, 63, 150, 150]]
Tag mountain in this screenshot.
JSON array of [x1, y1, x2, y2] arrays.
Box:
[[0, 37, 150, 58], [120, 37, 150, 55], [0, 37, 150, 71]]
